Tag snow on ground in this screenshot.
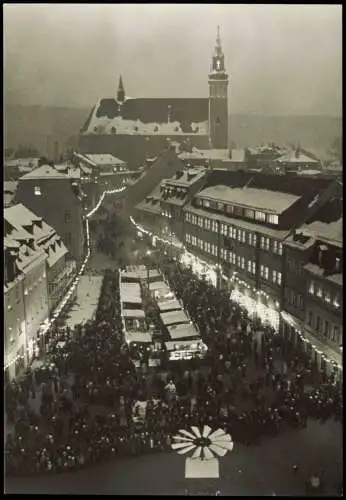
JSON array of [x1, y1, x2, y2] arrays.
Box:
[[65, 276, 103, 328]]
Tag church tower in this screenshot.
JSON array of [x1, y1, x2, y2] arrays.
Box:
[[208, 26, 229, 149], [117, 75, 125, 103]]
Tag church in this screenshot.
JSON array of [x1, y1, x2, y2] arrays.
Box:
[[78, 27, 229, 166]]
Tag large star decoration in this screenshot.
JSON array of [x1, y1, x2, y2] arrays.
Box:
[[172, 425, 233, 459]]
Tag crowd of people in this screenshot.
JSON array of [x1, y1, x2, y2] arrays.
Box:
[[4, 247, 343, 495]]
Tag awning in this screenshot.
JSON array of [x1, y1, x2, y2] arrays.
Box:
[[158, 299, 182, 312], [123, 309, 145, 319], [161, 309, 190, 326], [125, 331, 152, 344], [167, 323, 200, 340]]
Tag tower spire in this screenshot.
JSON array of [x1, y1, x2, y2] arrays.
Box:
[[215, 25, 222, 56], [117, 75, 125, 103]]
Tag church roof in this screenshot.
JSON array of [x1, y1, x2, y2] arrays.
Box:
[[81, 97, 209, 136]]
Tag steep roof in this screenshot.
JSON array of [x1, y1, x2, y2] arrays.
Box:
[[275, 149, 320, 164], [81, 97, 209, 135], [5, 204, 55, 242], [77, 153, 126, 166], [196, 185, 300, 214], [20, 164, 80, 180]]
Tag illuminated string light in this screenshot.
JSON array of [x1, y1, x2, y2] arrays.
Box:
[[129, 216, 342, 374], [4, 186, 127, 372]]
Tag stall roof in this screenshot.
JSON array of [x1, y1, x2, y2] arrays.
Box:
[[167, 323, 200, 340], [125, 331, 152, 344], [158, 299, 182, 312], [123, 309, 145, 319], [161, 309, 190, 326], [149, 281, 168, 291], [122, 268, 161, 281], [120, 282, 142, 303]]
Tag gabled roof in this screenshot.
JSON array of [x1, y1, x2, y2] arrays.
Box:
[[196, 185, 300, 214], [81, 97, 209, 135], [275, 149, 320, 164], [19, 164, 80, 180]]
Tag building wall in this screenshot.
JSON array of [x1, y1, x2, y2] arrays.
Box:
[[15, 178, 85, 265], [23, 258, 50, 357], [4, 278, 26, 380], [47, 255, 76, 312]]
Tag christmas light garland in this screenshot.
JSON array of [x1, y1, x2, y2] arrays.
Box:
[[5, 186, 126, 372]]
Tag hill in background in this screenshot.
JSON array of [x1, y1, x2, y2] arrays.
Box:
[[4, 104, 341, 157]]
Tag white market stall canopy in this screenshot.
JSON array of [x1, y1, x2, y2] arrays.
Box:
[[123, 309, 145, 319], [165, 339, 204, 351], [125, 331, 153, 344], [158, 299, 182, 312], [122, 266, 161, 281], [149, 281, 170, 293], [161, 309, 190, 326], [120, 283, 142, 304], [167, 322, 200, 340]]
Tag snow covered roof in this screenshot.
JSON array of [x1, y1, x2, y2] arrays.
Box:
[[196, 185, 301, 214], [164, 167, 207, 187], [160, 309, 190, 326], [5, 158, 40, 169], [297, 170, 322, 176], [81, 97, 209, 135], [76, 153, 126, 166], [158, 299, 182, 312], [199, 149, 230, 160], [125, 331, 152, 344], [275, 150, 320, 164], [121, 266, 161, 281], [304, 263, 342, 287], [20, 164, 80, 180], [46, 237, 68, 267], [4, 181, 18, 193], [167, 323, 200, 340], [120, 282, 142, 303], [149, 281, 170, 293], [4, 236, 20, 249], [303, 218, 343, 246], [5, 204, 55, 242], [123, 308, 145, 319]]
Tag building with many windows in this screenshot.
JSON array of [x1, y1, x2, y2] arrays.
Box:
[[15, 164, 87, 265]]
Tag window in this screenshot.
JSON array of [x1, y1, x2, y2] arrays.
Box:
[[277, 272, 282, 285], [297, 294, 303, 308], [229, 226, 235, 239], [225, 205, 234, 214], [212, 221, 218, 232], [265, 238, 270, 251], [185, 213, 191, 222], [237, 230, 242, 242], [255, 211, 266, 222], [64, 210, 71, 223], [34, 186, 41, 196], [185, 234, 191, 243], [221, 223, 228, 235], [323, 321, 330, 337], [233, 228, 238, 240], [229, 252, 236, 265], [290, 290, 296, 306], [317, 287, 323, 298], [331, 326, 340, 343], [240, 257, 245, 269], [217, 202, 224, 211], [241, 230, 246, 243], [333, 293, 340, 308], [308, 311, 313, 326], [260, 265, 269, 280], [237, 256, 241, 268], [234, 206, 243, 216], [316, 316, 321, 332], [278, 243, 283, 255], [197, 217, 203, 227], [273, 241, 278, 254], [204, 218, 211, 230], [248, 260, 256, 275], [272, 270, 277, 283], [245, 209, 255, 219], [267, 214, 279, 225], [308, 281, 315, 295], [324, 290, 331, 303], [335, 257, 341, 273], [248, 233, 257, 247]]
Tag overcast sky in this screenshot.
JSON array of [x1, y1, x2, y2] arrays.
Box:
[[4, 3, 342, 116]]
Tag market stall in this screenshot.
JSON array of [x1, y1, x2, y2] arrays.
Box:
[[167, 322, 200, 340], [120, 283, 142, 304], [160, 309, 190, 327], [158, 298, 182, 312]]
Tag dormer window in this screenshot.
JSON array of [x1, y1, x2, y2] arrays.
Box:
[[34, 186, 41, 196], [267, 213, 279, 225]]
